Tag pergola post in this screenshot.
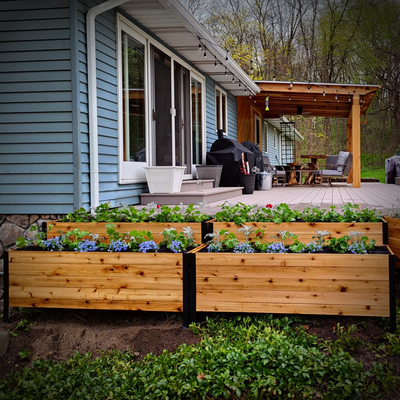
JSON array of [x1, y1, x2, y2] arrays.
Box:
[[351, 94, 361, 188], [346, 113, 353, 183]]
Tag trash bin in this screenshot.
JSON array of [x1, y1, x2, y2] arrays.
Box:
[[256, 171, 272, 191]]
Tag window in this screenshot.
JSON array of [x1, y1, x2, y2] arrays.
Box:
[[121, 32, 146, 163], [117, 15, 206, 183], [215, 87, 227, 134]]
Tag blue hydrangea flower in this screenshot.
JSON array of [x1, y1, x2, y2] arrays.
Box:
[[75, 239, 98, 252], [108, 240, 128, 252], [233, 242, 254, 253], [139, 240, 159, 253], [265, 242, 287, 254]]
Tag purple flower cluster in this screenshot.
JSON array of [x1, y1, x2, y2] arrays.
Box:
[[233, 242, 254, 253], [108, 240, 128, 252], [348, 242, 367, 254], [265, 242, 287, 253], [302, 242, 322, 253], [139, 240, 159, 253], [169, 240, 183, 253], [208, 243, 222, 253], [42, 237, 64, 251], [74, 239, 98, 252]]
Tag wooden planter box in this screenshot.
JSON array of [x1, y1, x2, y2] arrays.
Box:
[[208, 220, 388, 246], [385, 216, 400, 268], [186, 246, 396, 332], [4, 249, 192, 326], [46, 221, 209, 245]]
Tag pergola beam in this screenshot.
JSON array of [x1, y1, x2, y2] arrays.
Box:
[[250, 81, 381, 188]]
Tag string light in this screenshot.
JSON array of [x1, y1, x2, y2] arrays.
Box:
[[214, 56, 218, 68], [289, 95, 292, 101], [348, 93, 351, 102], [323, 89, 326, 97], [203, 46, 207, 59], [232, 75, 235, 83], [224, 67, 227, 76], [314, 95, 316, 101], [335, 90, 338, 100]]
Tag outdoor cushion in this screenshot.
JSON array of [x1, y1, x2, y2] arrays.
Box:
[[336, 151, 349, 173], [320, 170, 342, 176]]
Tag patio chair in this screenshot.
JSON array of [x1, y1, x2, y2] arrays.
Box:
[[263, 156, 287, 185], [314, 152, 353, 186]]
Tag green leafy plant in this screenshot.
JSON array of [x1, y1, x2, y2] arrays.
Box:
[[326, 235, 351, 253], [341, 203, 381, 222], [159, 226, 198, 253], [8, 319, 33, 338], [18, 349, 31, 360]]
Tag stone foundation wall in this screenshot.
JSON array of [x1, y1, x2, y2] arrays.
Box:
[[0, 214, 63, 303]]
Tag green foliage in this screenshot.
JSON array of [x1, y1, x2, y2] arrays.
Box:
[[341, 203, 381, 222], [7, 319, 33, 338], [18, 349, 31, 360], [1, 315, 397, 399], [326, 235, 351, 253], [61, 202, 211, 223], [159, 226, 198, 252]]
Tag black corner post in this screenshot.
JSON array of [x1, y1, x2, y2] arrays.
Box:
[[201, 220, 208, 244], [382, 219, 389, 245], [389, 253, 397, 333], [182, 252, 197, 328], [3, 251, 9, 323]]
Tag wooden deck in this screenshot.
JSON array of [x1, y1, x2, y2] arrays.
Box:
[[202, 182, 400, 215]]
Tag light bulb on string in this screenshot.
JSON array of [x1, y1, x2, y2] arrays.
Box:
[[232, 75, 235, 83]]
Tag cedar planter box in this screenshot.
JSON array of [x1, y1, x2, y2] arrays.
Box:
[[385, 216, 400, 268], [4, 249, 192, 326], [186, 246, 396, 332], [208, 220, 388, 246], [46, 221, 209, 245]]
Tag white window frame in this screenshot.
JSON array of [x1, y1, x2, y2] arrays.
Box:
[[262, 120, 268, 153], [215, 86, 228, 135], [117, 14, 206, 183]]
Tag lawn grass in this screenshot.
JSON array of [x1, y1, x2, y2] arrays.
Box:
[[361, 169, 386, 183]]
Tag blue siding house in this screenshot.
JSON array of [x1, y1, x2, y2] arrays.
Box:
[[0, 0, 259, 217]]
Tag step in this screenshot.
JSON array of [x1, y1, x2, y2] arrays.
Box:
[[140, 186, 243, 205], [180, 179, 214, 192]]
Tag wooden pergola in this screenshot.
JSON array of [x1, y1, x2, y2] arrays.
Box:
[[251, 81, 381, 188]]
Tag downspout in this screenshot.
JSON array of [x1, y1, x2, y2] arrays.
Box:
[[86, 0, 130, 210]]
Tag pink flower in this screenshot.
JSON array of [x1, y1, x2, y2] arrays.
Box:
[[266, 204, 273, 208]]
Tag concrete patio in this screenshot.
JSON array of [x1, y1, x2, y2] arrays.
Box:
[[198, 182, 400, 216]]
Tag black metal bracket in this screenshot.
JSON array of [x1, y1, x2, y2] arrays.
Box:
[[3, 251, 9, 323], [382, 219, 389, 245], [182, 252, 197, 328], [389, 253, 397, 333]]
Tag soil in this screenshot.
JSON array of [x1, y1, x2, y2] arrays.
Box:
[[1, 288, 400, 397]]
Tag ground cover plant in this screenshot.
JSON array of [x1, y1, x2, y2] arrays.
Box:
[[1, 312, 399, 399]]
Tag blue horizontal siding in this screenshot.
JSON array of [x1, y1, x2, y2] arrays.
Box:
[[0, 0, 75, 214]]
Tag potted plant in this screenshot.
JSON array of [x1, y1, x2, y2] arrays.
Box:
[[46, 202, 212, 245], [144, 166, 186, 194], [237, 154, 257, 194], [186, 226, 396, 332], [4, 226, 200, 327], [208, 202, 388, 246]]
